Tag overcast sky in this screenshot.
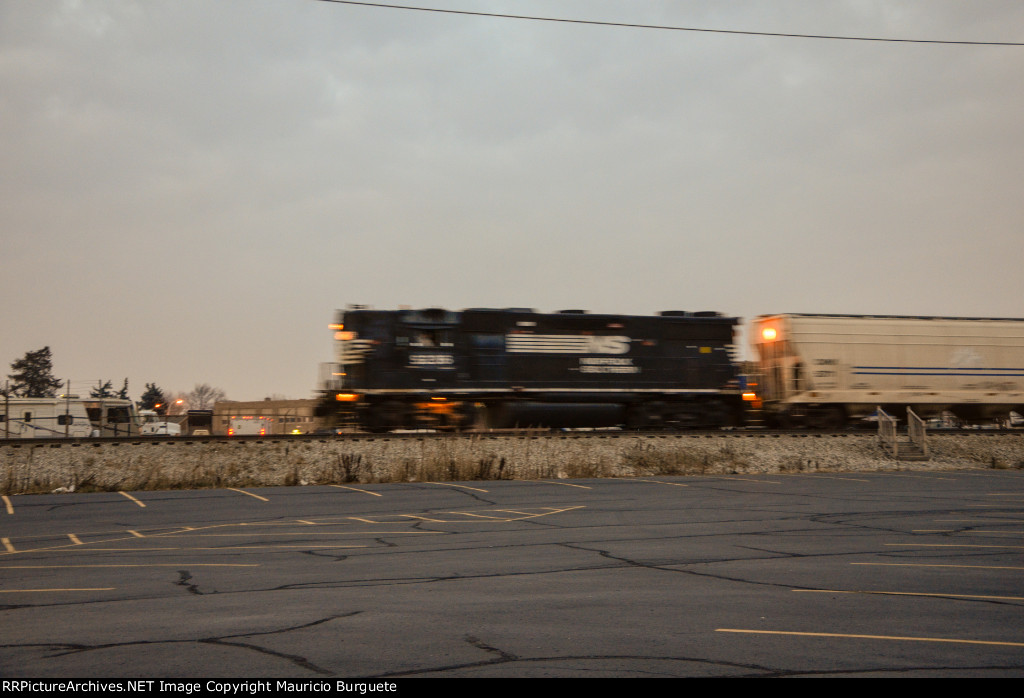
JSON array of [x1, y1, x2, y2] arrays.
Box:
[[3, 0, 1023, 401]]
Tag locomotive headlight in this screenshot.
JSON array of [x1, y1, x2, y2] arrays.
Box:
[[335, 331, 355, 341], [761, 327, 778, 342]]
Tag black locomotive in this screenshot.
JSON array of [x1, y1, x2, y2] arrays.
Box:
[[320, 306, 744, 431]]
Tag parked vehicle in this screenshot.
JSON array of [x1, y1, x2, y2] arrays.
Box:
[[0, 396, 94, 438], [83, 398, 140, 437], [227, 415, 273, 436], [138, 409, 182, 436]]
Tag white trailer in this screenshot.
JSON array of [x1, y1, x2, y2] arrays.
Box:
[[83, 398, 140, 437], [227, 416, 274, 436], [1, 397, 94, 438], [752, 314, 1024, 427], [138, 409, 182, 436]]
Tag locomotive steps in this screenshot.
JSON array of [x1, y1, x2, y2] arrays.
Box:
[[2, 431, 1022, 495]]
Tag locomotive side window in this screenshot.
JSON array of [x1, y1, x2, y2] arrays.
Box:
[[410, 330, 453, 347]]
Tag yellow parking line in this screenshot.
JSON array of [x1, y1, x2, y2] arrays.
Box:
[[797, 474, 871, 483], [424, 482, 489, 493], [2, 496, 12, 515], [935, 519, 1024, 522], [227, 488, 269, 502], [794, 589, 1024, 601], [498, 506, 585, 519], [913, 530, 1024, 534], [632, 479, 689, 487], [67, 534, 82, 545], [327, 484, 382, 497], [853, 562, 1024, 571], [443, 512, 515, 520], [0, 588, 114, 593], [877, 474, 956, 481], [886, 543, 1024, 549], [1, 538, 15, 553], [709, 476, 784, 484], [195, 545, 367, 550], [128, 530, 145, 538], [716, 628, 1024, 648], [0, 560, 258, 564], [181, 532, 434, 537], [527, 480, 591, 489], [118, 491, 146, 508]]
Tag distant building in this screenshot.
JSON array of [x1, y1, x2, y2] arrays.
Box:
[[213, 399, 321, 435]]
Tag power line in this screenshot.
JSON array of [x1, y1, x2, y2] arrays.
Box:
[[313, 1, 1024, 46]]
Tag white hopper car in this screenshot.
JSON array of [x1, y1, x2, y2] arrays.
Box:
[[751, 314, 1024, 428]]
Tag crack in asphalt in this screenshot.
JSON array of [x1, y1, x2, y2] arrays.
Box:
[[1, 613, 360, 676], [373, 651, 778, 678], [554, 541, 1024, 607], [558, 541, 811, 591], [412, 484, 496, 506], [464, 634, 517, 661], [175, 570, 204, 595], [200, 638, 332, 675], [300, 550, 350, 561]]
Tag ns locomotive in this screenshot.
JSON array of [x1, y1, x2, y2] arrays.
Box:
[[319, 306, 744, 431]]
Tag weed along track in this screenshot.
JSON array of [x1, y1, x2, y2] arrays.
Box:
[[1, 431, 1021, 494]]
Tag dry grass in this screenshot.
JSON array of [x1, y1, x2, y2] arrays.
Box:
[[1, 433, 1021, 495]]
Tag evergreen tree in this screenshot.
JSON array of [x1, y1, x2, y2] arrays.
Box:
[[138, 383, 167, 413], [117, 378, 130, 400], [90, 380, 114, 398], [7, 347, 63, 398]]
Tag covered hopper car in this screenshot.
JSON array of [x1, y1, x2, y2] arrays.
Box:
[[319, 307, 744, 431], [752, 313, 1024, 428]]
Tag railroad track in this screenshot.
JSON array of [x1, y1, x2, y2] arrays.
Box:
[[4, 427, 1022, 447]]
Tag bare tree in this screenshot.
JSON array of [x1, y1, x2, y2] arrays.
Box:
[[187, 384, 226, 410], [166, 392, 189, 415]]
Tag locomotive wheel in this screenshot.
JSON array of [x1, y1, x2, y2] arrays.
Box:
[[367, 401, 409, 432], [701, 400, 729, 428], [626, 402, 664, 430], [457, 402, 487, 431], [806, 406, 846, 430]]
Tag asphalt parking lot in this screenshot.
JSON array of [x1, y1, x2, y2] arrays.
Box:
[[1, 470, 1022, 677]]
